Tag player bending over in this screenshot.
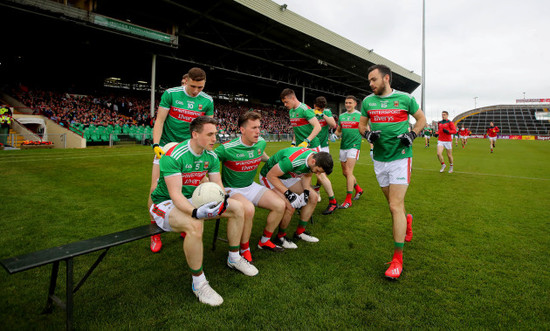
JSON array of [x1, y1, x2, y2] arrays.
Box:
[[259, 147, 333, 246], [215, 111, 286, 262], [150, 116, 257, 307]]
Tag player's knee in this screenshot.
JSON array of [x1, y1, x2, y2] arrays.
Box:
[[308, 190, 319, 206], [243, 200, 255, 219], [272, 198, 286, 214], [186, 221, 204, 239], [388, 201, 404, 214], [228, 199, 245, 218]]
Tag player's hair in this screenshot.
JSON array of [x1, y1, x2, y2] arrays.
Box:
[[190, 116, 217, 133], [280, 88, 296, 99], [238, 111, 262, 128], [345, 95, 357, 103], [367, 64, 392, 84], [313, 152, 334, 175], [188, 67, 206, 81], [314, 96, 327, 109], [442, 111, 449, 115]]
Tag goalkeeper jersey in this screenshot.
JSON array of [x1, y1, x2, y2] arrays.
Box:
[[215, 137, 266, 188], [158, 86, 214, 145], [361, 90, 419, 162], [289, 103, 320, 148], [259, 147, 315, 179], [338, 110, 362, 150], [151, 140, 220, 203], [316, 108, 333, 148]]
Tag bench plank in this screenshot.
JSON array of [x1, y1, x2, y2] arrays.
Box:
[[1, 224, 164, 274]]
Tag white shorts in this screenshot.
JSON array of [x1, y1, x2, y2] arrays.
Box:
[[319, 146, 329, 153], [437, 141, 453, 150], [373, 157, 412, 187], [459, 135, 467, 139], [339, 149, 360, 162], [488, 136, 497, 141], [226, 182, 268, 206], [150, 200, 177, 232], [153, 155, 160, 165], [259, 174, 301, 190]]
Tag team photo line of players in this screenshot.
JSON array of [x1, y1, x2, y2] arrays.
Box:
[[145, 64, 499, 307]]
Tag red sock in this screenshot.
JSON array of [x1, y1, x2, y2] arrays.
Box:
[[393, 248, 403, 264], [296, 225, 306, 235], [240, 241, 249, 251], [354, 184, 363, 193], [263, 229, 273, 238], [346, 193, 352, 201], [329, 198, 337, 204]]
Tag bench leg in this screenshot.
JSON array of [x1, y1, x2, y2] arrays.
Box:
[[66, 258, 74, 331], [42, 261, 60, 314], [212, 219, 220, 251]]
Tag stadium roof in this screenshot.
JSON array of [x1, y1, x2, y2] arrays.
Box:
[[1, 0, 421, 104]]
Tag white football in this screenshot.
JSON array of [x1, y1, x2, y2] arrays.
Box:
[[162, 142, 179, 153], [191, 182, 225, 208]]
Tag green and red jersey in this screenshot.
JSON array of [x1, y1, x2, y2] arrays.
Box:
[[338, 110, 363, 150], [316, 109, 334, 148], [151, 140, 220, 203], [158, 86, 214, 145], [215, 136, 267, 188], [361, 90, 419, 162], [289, 103, 320, 148], [260, 147, 315, 179]]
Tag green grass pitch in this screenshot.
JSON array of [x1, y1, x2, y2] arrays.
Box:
[[0, 138, 549, 329]]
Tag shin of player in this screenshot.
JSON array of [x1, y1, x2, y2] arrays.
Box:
[[360, 64, 426, 279]]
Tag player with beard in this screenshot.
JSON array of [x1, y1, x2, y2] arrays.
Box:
[[359, 64, 426, 280]]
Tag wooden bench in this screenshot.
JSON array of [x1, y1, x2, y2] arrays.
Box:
[[0, 224, 164, 330]]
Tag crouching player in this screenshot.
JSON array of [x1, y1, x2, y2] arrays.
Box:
[[150, 117, 257, 307], [215, 112, 286, 263], [259, 147, 333, 246]]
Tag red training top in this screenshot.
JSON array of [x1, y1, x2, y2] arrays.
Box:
[[486, 126, 499, 137], [437, 120, 457, 142]]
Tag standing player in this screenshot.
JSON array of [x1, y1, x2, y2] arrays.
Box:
[[215, 111, 286, 262], [148, 67, 214, 253], [312, 96, 339, 215], [423, 126, 433, 148], [150, 116, 257, 307], [458, 124, 470, 148], [359, 64, 426, 280], [259, 147, 333, 246], [335, 95, 364, 209], [436, 111, 457, 173], [486, 122, 499, 153], [281, 88, 321, 150]]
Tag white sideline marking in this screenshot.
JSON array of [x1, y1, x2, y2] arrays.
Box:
[[354, 160, 550, 181]]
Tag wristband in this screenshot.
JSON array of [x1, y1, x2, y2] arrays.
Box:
[[152, 143, 160, 150]]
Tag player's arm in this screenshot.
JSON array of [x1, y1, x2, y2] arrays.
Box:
[[335, 124, 342, 136], [153, 106, 169, 145], [448, 121, 457, 134], [266, 164, 290, 195], [165, 174, 196, 216], [305, 117, 321, 143], [411, 109, 427, 135], [325, 114, 337, 129], [359, 116, 369, 136], [207, 173, 225, 192], [261, 152, 270, 162], [301, 173, 313, 191]]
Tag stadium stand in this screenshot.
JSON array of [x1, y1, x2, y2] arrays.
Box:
[[454, 105, 550, 135]]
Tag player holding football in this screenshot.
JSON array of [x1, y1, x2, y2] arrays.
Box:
[[359, 64, 426, 280], [335, 95, 364, 209], [150, 116, 257, 307], [259, 147, 333, 246], [458, 124, 470, 148], [436, 111, 457, 173], [312, 96, 339, 215], [215, 111, 286, 262], [149, 67, 214, 253], [486, 122, 499, 153]]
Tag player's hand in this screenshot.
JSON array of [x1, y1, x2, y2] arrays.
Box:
[[192, 194, 229, 219], [152, 143, 164, 159], [297, 138, 310, 148], [296, 193, 308, 208], [329, 133, 337, 142], [284, 190, 302, 209], [314, 109, 323, 115], [364, 130, 381, 143], [396, 131, 417, 147], [291, 141, 296, 147], [443, 129, 450, 134]]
